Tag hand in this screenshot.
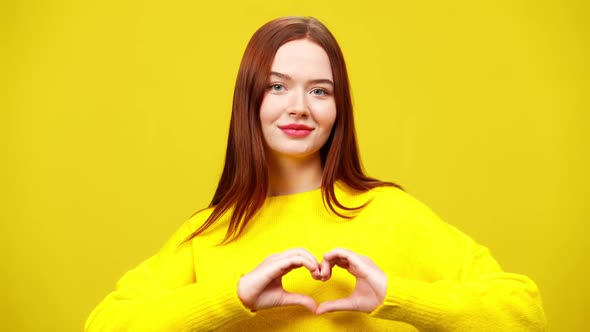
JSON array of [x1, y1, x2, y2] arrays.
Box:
[[315, 248, 387, 315], [237, 248, 321, 312]]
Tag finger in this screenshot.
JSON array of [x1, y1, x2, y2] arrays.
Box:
[[323, 248, 356, 262], [319, 259, 332, 281], [266, 256, 319, 280], [277, 257, 315, 273], [319, 248, 358, 280], [323, 248, 369, 277], [276, 248, 321, 278], [245, 255, 320, 299], [275, 248, 318, 263], [315, 297, 355, 315], [333, 257, 350, 269], [281, 292, 318, 312]]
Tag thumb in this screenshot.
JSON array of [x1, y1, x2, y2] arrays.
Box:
[[315, 297, 355, 315], [281, 291, 318, 312]]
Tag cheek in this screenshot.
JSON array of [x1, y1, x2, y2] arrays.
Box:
[[259, 96, 283, 125], [258, 105, 272, 128], [317, 103, 337, 129]]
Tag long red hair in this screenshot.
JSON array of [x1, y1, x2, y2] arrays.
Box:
[[185, 16, 399, 244]]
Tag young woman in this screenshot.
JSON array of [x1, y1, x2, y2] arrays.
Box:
[[86, 16, 547, 331]]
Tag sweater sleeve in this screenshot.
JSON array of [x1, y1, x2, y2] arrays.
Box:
[[85, 220, 253, 332], [371, 246, 547, 331]]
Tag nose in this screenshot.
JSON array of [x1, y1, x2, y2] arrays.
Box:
[[288, 90, 310, 117]]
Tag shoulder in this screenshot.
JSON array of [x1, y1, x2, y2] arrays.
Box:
[[365, 185, 438, 219], [158, 207, 216, 250], [335, 182, 446, 222], [335, 182, 443, 225], [185, 207, 216, 231], [363, 185, 478, 248]]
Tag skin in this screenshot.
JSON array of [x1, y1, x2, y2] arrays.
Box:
[[259, 38, 336, 196], [237, 39, 387, 315]]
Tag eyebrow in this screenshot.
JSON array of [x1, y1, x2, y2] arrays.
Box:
[[270, 71, 334, 86]]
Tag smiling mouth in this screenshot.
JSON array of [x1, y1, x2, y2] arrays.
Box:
[[279, 124, 314, 130], [278, 124, 314, 138]]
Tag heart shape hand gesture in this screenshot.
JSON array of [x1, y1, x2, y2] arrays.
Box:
[[237, 248, 387, 314]]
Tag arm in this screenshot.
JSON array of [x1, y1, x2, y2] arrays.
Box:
[[315, 247, 547, 331], [373, 246, 547, 331], [361, 187, 548, 331], [85, 221, 253, 332]]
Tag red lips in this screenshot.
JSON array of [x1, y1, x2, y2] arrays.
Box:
[[278, 123, 314, 137], [278, 124, 314, 130]]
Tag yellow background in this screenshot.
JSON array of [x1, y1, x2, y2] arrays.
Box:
[[1, 0, 588, 330]]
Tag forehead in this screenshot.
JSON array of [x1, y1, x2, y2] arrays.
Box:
[[271, 39, 333, 79]]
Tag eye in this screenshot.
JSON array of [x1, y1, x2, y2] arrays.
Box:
[[311, 88, 327, 96], [269, 84, 285, 92]]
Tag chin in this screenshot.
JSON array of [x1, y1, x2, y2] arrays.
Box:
[[274, 149, 319, 160]]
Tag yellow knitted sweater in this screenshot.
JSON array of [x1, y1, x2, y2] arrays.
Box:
[[86, 184, 547, 331]]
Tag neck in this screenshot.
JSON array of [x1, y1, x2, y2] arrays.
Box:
[[267, 153, 323, 196]]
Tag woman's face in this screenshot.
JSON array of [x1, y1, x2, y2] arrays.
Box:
[[259, 39, 337, 162]]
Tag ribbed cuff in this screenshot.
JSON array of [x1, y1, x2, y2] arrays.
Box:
[[370, 275, 448, 330], [181, 280, 254, 330], [138, 279, 254, 331]]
